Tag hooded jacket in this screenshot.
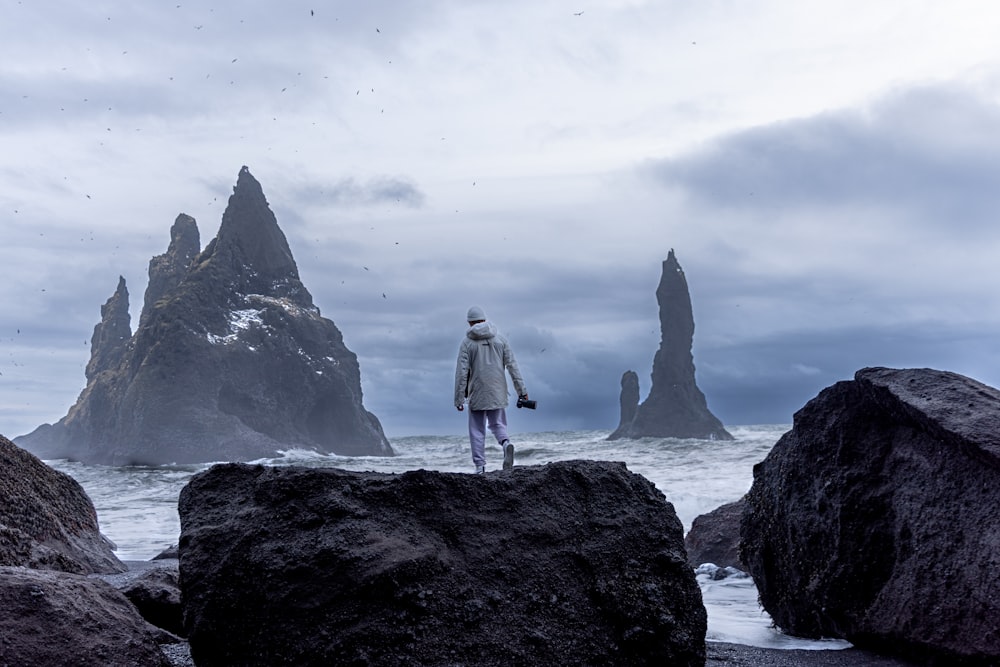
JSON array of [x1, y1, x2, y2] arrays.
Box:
[[454, 321, 527, 410]]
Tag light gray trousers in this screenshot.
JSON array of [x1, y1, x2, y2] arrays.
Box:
[[468, 408, 508, 467]]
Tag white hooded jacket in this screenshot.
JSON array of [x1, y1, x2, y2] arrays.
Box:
[[454, 321, 527, 410]]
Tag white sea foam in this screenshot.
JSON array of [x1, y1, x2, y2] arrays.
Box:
[[46, 424, 850, 651]]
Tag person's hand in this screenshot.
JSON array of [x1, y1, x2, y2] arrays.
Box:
[[519, 393, 529, 400], [457, 404, 464, 412]]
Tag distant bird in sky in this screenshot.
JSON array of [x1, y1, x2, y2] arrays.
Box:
[[573, 11, 584, 16]]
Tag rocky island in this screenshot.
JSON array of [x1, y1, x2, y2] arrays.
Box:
[[609, 250, 732, 441], [16, 166, 392, 464]]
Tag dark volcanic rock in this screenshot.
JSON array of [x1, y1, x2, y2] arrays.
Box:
[[178, 460, 707, 666], [120, 563, 184, 637], [614, 369, 641, 434], [140, 213, 200, 329], [16, 166, 392, 464], [741, 367, 1000, 666], [609, 250, 732, 441], [86, 275, 132, 381], [685, 499, 745, 570], [0, 566, 173, 666], [0, 434, 124, 574]]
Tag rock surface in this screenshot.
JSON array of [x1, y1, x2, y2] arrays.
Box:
[[86, 275, 132, 381], [685, 499, 745, 570], [614, 370, 641, 434], [92, 559, 185, 638], [741, 367, 1000, 666], [140, 213, 200, 329], [178, 460, 706, 666], [0, 434, 124, 574], [0, 565, 173, 667], [16, 166, 392, 464], [121, 562, 184, 637], [609, 250, 732, 441]]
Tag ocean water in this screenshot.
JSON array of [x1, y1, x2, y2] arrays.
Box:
[[47, 425, 851, 651]]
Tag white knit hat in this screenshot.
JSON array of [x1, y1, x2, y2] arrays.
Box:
[[466, 305, 486, 322]]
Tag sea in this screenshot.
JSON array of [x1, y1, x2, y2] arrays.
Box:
[[47, 424, 851, 652]]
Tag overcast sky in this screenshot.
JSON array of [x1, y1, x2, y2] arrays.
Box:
[[4, 0, 1000, 439]]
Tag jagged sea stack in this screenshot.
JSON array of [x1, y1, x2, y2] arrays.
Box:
[[16, 167, 393, 464], [609, 250, 732, 441]]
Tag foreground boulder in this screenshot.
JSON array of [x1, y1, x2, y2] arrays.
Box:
[[741, 367, 1000, 665], [179, 460, 706, 666], [16, 166, 392, 464], [609, 250, 732, 441], [0, 434, 123, 574], [0, 566, 173, 666]]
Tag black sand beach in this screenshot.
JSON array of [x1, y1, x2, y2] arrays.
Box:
[[708, 642, 919, 666]]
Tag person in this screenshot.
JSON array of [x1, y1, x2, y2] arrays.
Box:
[[454, 306, 528, 473]]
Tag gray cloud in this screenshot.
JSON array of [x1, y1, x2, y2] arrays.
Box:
[[643, 84, 1000, 235]]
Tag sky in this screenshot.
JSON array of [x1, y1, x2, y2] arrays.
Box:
[[4, 0, 1000, 439]]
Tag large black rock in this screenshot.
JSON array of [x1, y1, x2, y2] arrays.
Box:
[[178, 460, 707, 666], [0, 566, 174, 666], [0, 434, 123, 574], [16, 167, 392, 464], [610, 250, 732, 441], [741, 367, 1000, 666]]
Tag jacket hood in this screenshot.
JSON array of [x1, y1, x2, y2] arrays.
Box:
[[467, 321, 497, 341]]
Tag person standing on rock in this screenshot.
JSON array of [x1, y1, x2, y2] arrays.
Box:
[[454, 306, 529, 474]]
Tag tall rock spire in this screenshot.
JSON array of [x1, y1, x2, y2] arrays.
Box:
[[205, 165, 302, 299], [139, 213, 200, 329], [609, 250, 732, 441], [16, 167, 392, 464], [85, 276, 131, 382]]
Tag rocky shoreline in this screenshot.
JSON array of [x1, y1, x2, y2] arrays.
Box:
[[4, 366, 1000, 665]]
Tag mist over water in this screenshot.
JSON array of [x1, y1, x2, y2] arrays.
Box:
[[47, 425, 850, 651]]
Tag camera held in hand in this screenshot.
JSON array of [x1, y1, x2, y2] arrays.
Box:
[[516, 396, 537, 410]]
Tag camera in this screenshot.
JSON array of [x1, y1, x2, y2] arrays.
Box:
[[516, 396, 537, 410]]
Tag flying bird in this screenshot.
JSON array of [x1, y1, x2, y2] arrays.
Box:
[[573, 11, 584, 15]]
